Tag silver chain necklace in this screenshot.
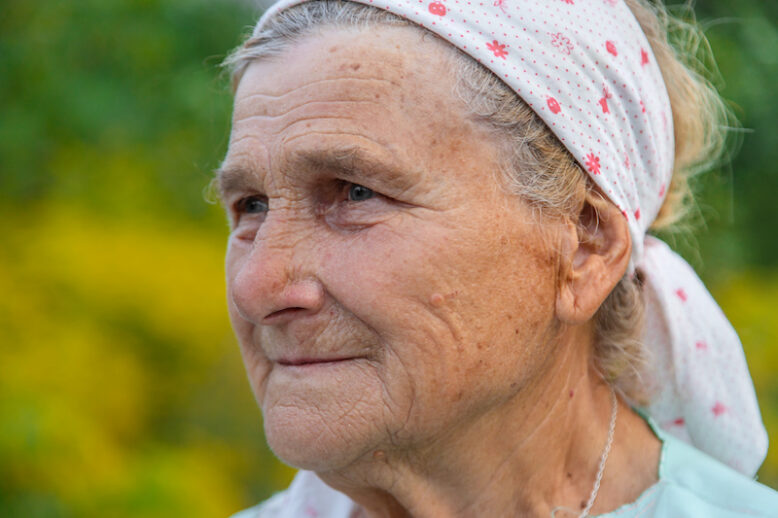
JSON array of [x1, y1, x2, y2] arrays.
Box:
[[552, 387, 618, 518], [353, 389, 619, 518]]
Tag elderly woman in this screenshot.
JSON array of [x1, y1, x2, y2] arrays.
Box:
[[218, 0, 778, 516]]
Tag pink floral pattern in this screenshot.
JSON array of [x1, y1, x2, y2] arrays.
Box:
[[550, 32, 573, 55], [547, 96, 561, 114], [486, 40, 508, 59], [585, 153, 601, 175]]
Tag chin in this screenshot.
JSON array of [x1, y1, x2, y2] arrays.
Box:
[[263, 402, 375, 471]]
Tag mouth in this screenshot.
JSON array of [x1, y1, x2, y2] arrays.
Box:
[[275, 356, 361, 367]]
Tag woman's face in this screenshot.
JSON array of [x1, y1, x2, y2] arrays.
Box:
[[221, 26, 564, 471]]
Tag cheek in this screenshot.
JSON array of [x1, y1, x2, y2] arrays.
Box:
[[320, 225, 446, 335], [317, 217, 558, 409], [316, 226, 459, 401]]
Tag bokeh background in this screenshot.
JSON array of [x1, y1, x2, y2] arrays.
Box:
[[1, 0, 776, 516]]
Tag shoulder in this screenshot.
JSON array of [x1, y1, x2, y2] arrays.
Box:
[[228, 471, 357, 518], [658, 435, 778, 516], [602, 432, 778, 517]]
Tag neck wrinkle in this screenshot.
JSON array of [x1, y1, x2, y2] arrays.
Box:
[[319, 324, 628, 518]]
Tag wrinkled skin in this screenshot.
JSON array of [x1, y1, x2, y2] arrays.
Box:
[[220, 25, 660, 518]]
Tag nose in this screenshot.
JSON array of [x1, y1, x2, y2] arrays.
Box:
[[229, 213, 325, 326]]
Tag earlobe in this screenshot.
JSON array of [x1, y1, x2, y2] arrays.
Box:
[[555, 192, 632, 325]]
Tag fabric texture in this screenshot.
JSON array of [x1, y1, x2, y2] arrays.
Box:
[[251, 0, 768, 476], [230, 419, 778, 517]]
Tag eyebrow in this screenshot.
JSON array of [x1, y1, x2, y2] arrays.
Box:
[[214, 163, 259, 201], [215, 145, 420, 200], [292, 145, 421, 193]]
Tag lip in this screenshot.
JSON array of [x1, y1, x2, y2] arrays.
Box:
[[275, 356, 362, 367]]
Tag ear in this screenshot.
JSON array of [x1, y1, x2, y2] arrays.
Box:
[[555, 191, 632, 325]]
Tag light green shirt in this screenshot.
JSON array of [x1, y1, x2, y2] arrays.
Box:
[[597, 415, 778, 517]]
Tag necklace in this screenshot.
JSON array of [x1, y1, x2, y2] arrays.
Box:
[[354, 389, 619, 518], [551, 387, 618, 518], [578, 388, 618, 517]]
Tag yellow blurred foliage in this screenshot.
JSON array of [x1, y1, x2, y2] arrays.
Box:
[[0, 202, 294, 516]]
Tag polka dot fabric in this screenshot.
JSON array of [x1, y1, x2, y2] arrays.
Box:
[[254, 0, 767, 475]]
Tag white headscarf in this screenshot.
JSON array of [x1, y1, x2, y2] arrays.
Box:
[[253, 0, 767, 476]]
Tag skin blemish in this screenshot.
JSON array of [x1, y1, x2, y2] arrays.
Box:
[[429, 293, 445, 307], [351, 63, 361, 71], [569, 390, 574, 398], [373, 450, 386, 460]]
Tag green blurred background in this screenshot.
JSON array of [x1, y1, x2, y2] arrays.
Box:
[[0, 0, 776, 516]]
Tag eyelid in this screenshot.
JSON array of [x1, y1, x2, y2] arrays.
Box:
[[339, 179, 384, 198], [232, 193, 269, 214]]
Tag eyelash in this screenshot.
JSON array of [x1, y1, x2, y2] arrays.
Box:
[[231, 181, 381, 219], [234, 195, 269, 215]]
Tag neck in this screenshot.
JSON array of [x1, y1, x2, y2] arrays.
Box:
[[318, 328, 661, 518]]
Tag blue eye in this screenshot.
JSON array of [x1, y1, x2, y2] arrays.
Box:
[[237, 196, 268, 214], [348, 184, 375, 202]]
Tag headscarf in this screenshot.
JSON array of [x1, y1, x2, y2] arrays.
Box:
[[253, 0, 767, 475]]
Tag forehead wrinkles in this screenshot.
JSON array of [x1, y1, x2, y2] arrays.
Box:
[[232, 25, 446, 121], [230, 79, 395, 148], [232, 77, 399, 121], [230, 62, 407, 158]]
